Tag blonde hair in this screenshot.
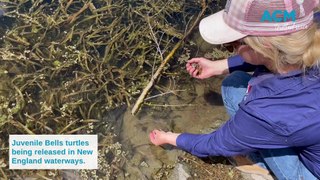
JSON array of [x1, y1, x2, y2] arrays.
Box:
[[244, 23, 320, 72]]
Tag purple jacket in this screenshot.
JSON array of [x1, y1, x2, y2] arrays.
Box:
[[177, 55, 320, 178]]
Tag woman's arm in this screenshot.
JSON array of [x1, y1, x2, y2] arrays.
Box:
[[150, 107, 289, 157], [186, 57, 229, 79], [186, 55, 258, 79], [228, 55, 258, 73]]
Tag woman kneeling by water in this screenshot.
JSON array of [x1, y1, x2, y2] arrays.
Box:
[[150, 0, 320, 179]]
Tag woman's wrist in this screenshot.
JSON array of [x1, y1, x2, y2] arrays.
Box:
[[210, 59, 230, 76], [166, 132, 180, 146]]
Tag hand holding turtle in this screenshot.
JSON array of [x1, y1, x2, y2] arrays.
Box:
[[186, 58, 229, 79]]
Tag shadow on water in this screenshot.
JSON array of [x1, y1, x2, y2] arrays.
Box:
[[204, 90, 224, 106]]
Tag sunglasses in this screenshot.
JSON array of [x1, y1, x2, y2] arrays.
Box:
[[222, 39, 246, 52]]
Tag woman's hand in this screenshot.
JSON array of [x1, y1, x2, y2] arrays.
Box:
[[186, 57, 229, 79], [149, 129, 180, 146]]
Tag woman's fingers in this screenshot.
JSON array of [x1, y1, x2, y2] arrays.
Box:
[[186, 62, 191, 69], [149, 132, 155, 140], [187, 64, 203, 77], [186, 64, 192, 72], [188, 67, 196, 76], [186, 58, 208, 78], [187, 58, 201, 64], [186, 64, 193, 74], [192, 69, 199, 77], [186, 58, 201, 68]]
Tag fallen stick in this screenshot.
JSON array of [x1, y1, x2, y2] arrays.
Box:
[[131, 1, 207, 115]]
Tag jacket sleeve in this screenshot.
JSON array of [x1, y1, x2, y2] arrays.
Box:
[[315, 11, 320, 23], [228, 55, 257, 73], [176, 106, 290, 157]]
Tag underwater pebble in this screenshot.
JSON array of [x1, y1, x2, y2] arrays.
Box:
[[140, 161, 149, 168]]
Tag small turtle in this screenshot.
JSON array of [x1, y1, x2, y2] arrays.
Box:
[[191, 63, 202, 76]]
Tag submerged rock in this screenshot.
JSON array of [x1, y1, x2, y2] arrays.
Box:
[[61, 170, 81, 180], [169, 163, 191, 180]]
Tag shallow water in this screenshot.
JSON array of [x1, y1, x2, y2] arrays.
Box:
[[119, 76, 231, 179], [0, 1, 242, 178]]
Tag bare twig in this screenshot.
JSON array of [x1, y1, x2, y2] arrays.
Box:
[[10, 120, 35, 135], [144, 90, 185, 101], [147, 17, 164, 61], [0, 167, 7, 180], [144, 102, 195, 107], [131, 0, 207, 115]]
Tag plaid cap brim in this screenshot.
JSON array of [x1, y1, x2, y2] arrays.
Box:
[[199, 10, 247, 45]]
